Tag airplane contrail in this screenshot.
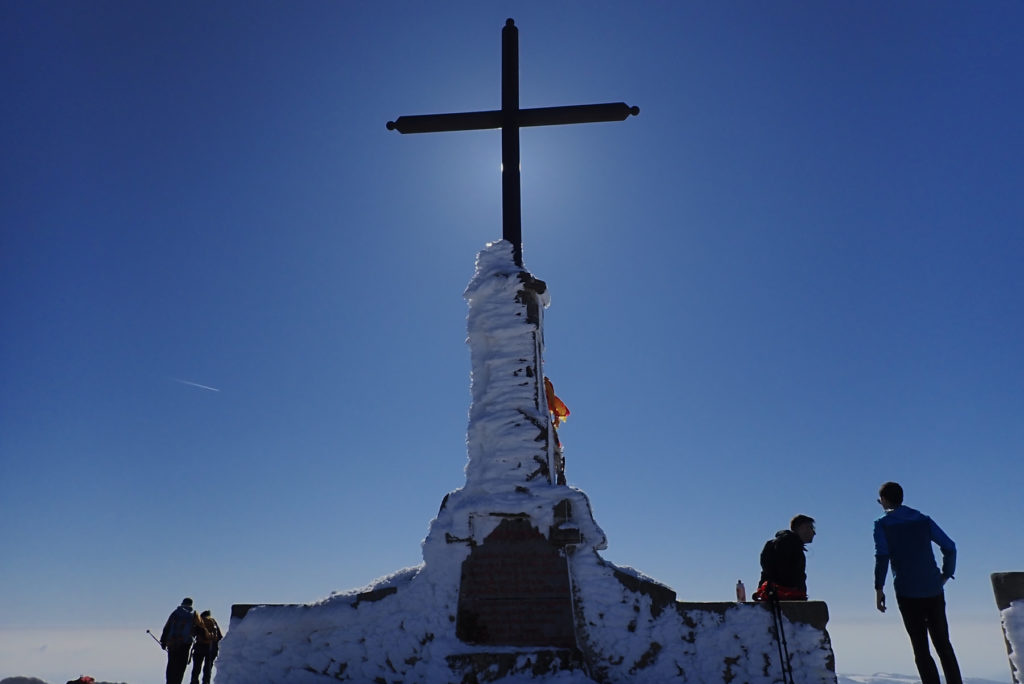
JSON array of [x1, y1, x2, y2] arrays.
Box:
[[172, 378, 221, 392]]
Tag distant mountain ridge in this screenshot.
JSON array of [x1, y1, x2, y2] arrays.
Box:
[[0, 678, 126, 684], [838, 675, 1007, 684]]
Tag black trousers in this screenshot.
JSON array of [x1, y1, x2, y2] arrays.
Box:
[[896, 592, 962, 684], [190, 642, 217, 684], [165, 645, 190, 684]]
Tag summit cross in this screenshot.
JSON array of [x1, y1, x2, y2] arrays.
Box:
[[387, 18, 639, 267]]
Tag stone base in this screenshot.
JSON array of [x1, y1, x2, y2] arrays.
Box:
[[219, 487, 835, 682], [224, 592, 836, 683]]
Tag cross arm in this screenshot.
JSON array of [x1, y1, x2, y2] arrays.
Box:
[[387, 110, 502, 134], [386, 102, 639, 134], [519, 102, 639, 128]]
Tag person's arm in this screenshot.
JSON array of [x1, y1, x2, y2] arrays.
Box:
[[873, 520, 889, 612], [160, 613, 172, 648], [759, 539, 774, 584], [929, 516, 956, 583]]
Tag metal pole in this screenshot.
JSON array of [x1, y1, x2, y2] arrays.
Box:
[[768, 587, 796, 684], [501, 18, 523, 266], [146, 629, 163, 648]]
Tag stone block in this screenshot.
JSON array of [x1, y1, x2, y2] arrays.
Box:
[[456, 517, 576, 648]]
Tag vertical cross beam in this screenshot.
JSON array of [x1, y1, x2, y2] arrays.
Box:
[[502, 19, 522, 265]]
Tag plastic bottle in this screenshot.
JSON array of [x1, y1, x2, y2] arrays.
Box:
[[736, 579, 746, 602]]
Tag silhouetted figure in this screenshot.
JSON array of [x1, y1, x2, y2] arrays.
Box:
[[874, 481, 962, 684], [753, 514, 816, 601], [190, 609, 221, 684], [160, 597, 202, 684]]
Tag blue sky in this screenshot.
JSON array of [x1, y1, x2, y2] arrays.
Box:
[[1, 2, 1022, 681]]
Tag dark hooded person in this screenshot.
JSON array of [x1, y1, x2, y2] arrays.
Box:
[[753, 514, 816, 601]]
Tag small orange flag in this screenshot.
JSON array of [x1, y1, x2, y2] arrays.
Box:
[[544, 377, 570, 427]]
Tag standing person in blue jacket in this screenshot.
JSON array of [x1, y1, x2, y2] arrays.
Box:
[[874, 481, 962, 684]]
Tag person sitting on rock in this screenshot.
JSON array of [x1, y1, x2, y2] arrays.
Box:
[[752, 514, 816, 601]]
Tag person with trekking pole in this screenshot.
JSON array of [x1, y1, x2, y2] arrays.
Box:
[[874, 481, 962, 684], [159, 597, 203, 684], [751, 514, 814, 684]]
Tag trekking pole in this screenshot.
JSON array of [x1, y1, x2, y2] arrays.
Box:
[[775, 599, 795, 684], [767, 585, 795, 684], [146, 629, 163, 648]]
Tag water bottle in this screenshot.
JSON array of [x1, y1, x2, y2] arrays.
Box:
[[736, 580, 746, 602]]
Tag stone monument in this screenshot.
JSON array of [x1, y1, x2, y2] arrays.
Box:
[[215, 20, 838, 683]]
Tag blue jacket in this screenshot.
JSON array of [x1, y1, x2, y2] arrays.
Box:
[[874, 505, 956, 598]]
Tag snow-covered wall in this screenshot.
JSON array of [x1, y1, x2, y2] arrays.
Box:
[[216, 242, 836, 683], [568, 550, 835, 683], [217, 548, 836, 683], [1003, 601, 1023, 684], [993, 572, 1024, 684]]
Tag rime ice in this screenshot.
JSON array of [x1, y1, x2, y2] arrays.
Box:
[[215, 241, 837, 683]]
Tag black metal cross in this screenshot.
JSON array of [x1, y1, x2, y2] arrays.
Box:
[[387, 18, 639, 267]]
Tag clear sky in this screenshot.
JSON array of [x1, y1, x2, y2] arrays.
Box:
[[1, 2, 1022, 682]]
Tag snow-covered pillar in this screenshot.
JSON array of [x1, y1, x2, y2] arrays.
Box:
[[993, 572, 1024, 684], [463, 239, 554, 491]]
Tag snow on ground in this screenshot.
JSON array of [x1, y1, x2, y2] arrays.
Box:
[[1002, 599, 1022, 680], [0, 673, 1010, 684]]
